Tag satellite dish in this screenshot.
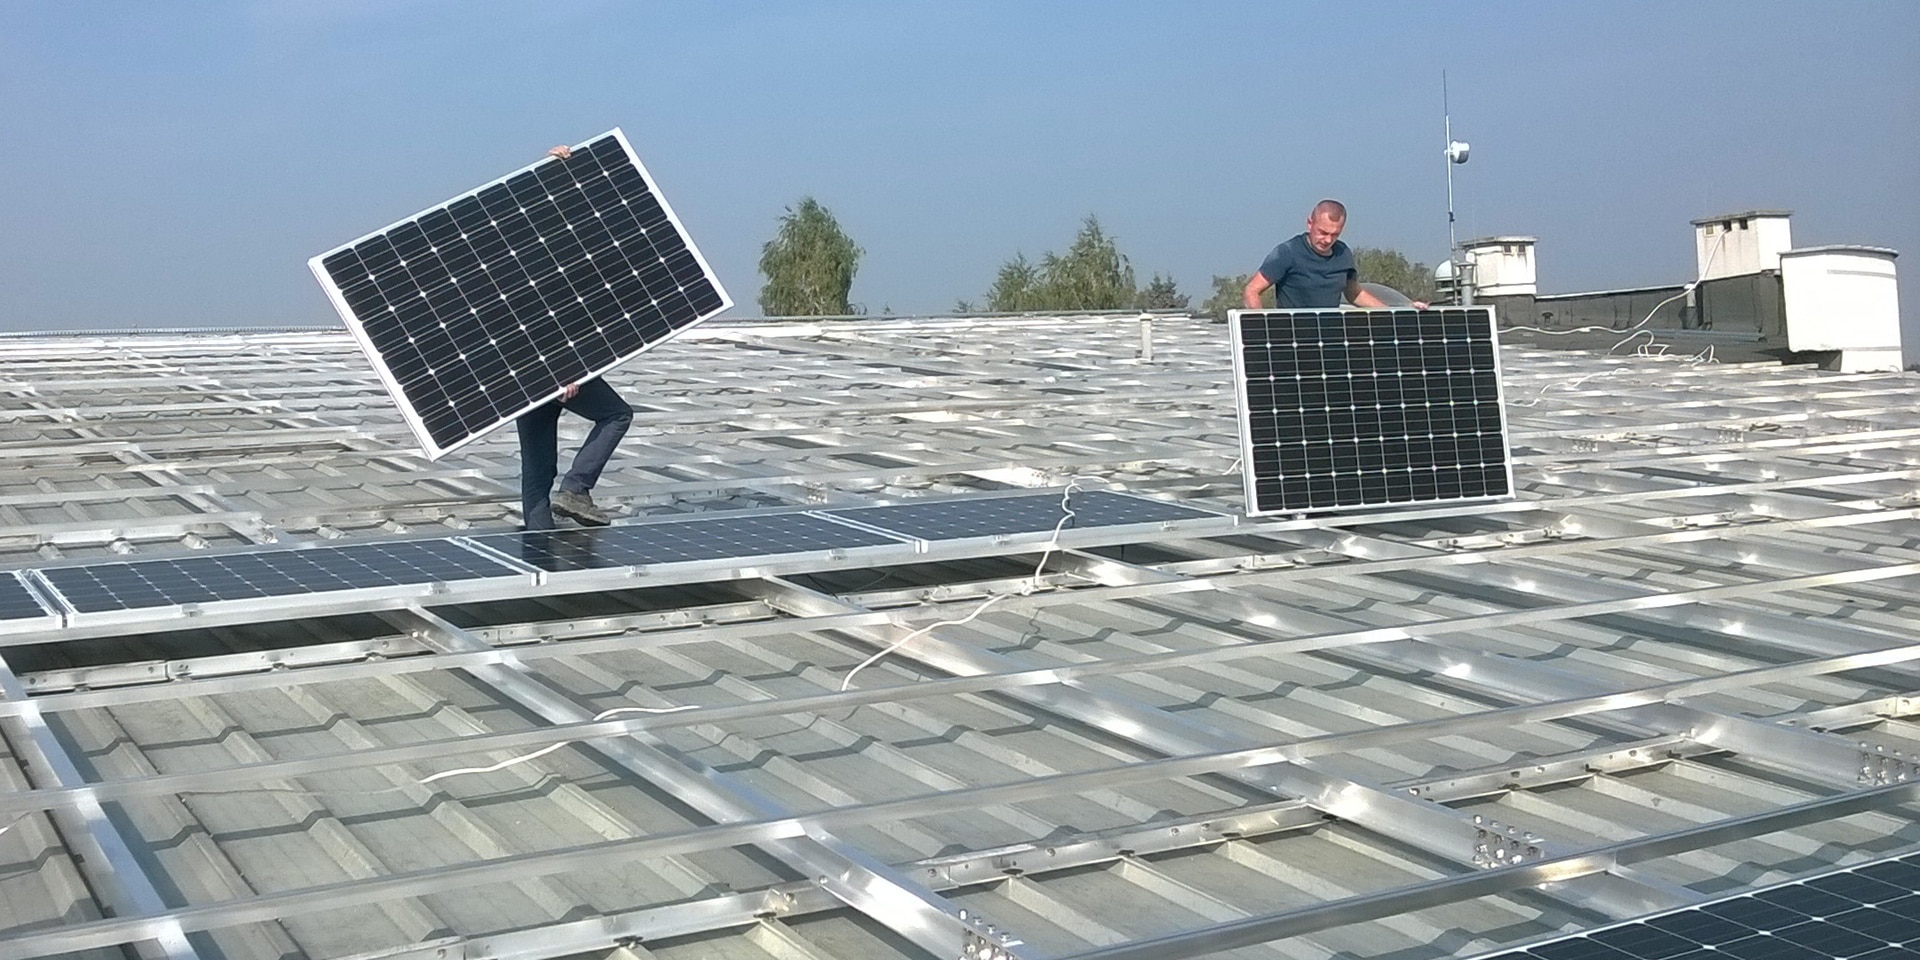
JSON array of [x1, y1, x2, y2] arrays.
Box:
[[1446, 140, 1470, 164]]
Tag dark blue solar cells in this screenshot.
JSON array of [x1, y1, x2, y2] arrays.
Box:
[[1484, 851, 1920, 960], [0, 573, 51, 621], [40, 541, 515, 614], [826, 490, 1219, 541], [1232, 307, 1512, 516], [472, 512, 907, 572]]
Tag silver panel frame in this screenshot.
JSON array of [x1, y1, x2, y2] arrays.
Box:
[[307, 127, 734, 460], [1229, 306, 1517, 517]]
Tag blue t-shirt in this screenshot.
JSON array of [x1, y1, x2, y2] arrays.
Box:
[[1256, 233, 1355, 308]]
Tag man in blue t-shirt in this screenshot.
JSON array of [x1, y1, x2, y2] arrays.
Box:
[[1243, 199, 1417, 310]]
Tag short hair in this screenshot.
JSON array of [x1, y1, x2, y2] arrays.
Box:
[[1310, 199, 1348, 222]]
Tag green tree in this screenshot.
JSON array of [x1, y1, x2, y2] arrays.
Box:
[[1037, 216, 1135, 310], [985, 253, 1044, 312], [1200, 273, 1269, 321], [1134, 273, 1189, 311], [1353, 247, 1437, 304], [975, 215, 1138, 312], [757, 197, 862, 316]]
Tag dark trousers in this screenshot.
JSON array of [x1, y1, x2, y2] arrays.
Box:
[[516, 378, 632, 530]]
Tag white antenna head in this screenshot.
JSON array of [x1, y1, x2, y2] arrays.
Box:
[[1446, 140, 1471, 164]]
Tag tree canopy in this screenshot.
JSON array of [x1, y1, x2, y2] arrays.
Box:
[[1352, 247, 1438, 304], [1200, 274, 1269, 321], [1134, 274, 1189, 311], [980, 216, 1140, 312], [757, 197, 862, 316]]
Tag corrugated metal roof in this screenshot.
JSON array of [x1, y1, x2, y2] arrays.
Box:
[[2, 315, 1918, 960]]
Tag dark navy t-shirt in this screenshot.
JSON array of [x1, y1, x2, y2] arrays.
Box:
[[1256, 233, 1355, 308]]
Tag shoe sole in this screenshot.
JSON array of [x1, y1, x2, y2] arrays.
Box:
[[555, 506, 611, 526]]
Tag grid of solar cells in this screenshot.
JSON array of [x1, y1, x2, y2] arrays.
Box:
[[1484, 850, 1920, 960], [0, 572, 51, 620], [39, 541, 516, 614], [312, 129, 730, 458], [1233, 308, 1511, 515], [472, 513, 907, 572], [826, 490, 1220, 542]]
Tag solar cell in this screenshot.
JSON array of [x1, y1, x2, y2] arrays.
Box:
[[826, 490, 1220, 542], [471, 513, 907, 572], [0, 572, 51, 621], [1230, 307, 1514, 516], [311, 129, 731, 459], [1487, 849, 1920, 960], [39, 541, 516, 614]]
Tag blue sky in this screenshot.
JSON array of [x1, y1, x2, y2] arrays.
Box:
[[2, 2, 1915, 331]]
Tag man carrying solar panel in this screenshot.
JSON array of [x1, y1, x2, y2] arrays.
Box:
[[1242, 200, 1427, 310], [513, 144, 633, 529]]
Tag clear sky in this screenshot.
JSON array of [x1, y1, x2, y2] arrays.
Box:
[[2, 2, 1915, 335]]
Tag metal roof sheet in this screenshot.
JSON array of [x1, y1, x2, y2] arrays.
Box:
[[1, 315, 1917, 960]]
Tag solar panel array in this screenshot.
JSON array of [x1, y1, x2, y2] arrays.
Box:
[[1486, 850, 1920, 960], [1231, 308, 1513, 516], [311, 129, 731, 459], [38, 541, 516, 614], [25, 492, 1221, 621], [472, 513, 907, 572], [0, 572, 51, 621], [824, 490, 1219, 541]]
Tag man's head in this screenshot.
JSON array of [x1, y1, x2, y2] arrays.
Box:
[[1303, 199, 1348, 255]]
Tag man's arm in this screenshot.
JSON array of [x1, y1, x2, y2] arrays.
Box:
[[1347, 275, 1388, 308], [1242, 272, 1274, 309]]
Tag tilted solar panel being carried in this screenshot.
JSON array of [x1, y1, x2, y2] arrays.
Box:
[[1230, 307, 1514, 516], [310, 129, 731, 459]]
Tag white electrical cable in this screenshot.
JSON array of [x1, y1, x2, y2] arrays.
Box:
[[1501, 229, 1730, 406], [151, 702, 701, 802], [415, 703, 696, 784], [1506, 229, 1728, 342], [838, 478, 1110, 693]]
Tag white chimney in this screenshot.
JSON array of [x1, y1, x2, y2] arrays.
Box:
[[1690, 210, 1793, 280]]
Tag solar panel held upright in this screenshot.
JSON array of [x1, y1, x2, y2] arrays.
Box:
[[1230, 307, 1514, 516], [310, 129, 731, 459]]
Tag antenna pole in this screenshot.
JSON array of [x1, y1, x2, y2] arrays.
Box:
[[1444, 72, 1456, 258]]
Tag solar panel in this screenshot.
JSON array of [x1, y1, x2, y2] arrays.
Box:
[[310, 129, 731, 459], [470, 513, 907, 572], [38, 541, 517, 614], [0, 572, 51, 621], [1230, 307, 1513, 516], [1486, 849, 1920, 960], [826, 490, 1221, 542]]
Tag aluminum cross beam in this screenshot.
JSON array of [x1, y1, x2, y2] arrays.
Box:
[[382, 606, 1033, 960]]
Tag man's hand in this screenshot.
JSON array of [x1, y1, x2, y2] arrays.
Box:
[[548, 145, 573, 161], [559, 383, 580, 401], [1412, 301, 1430, 310]]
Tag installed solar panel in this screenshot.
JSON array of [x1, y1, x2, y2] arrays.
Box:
[[0, 572, 51, 621], [471, 513, 906, 572], [1231, 307, 1513, 516], [1485, 850, 1920, 960], [39, 541, 515, 614], [311, 129, 731, 459], [826, 490, 1221, 541]]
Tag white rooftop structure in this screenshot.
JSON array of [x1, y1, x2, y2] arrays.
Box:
[[1458, 236, 1539, 297], [2, 315, 1919, 959], [1691, 210, 1794, 281]]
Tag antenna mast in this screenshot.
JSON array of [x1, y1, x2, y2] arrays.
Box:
[[1443, 72, 1472, 305]]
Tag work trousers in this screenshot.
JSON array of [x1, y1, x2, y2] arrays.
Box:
[[516, 378, 632, 530]]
